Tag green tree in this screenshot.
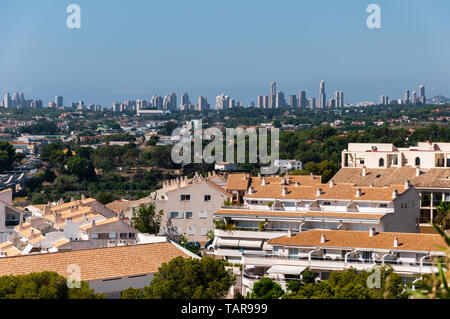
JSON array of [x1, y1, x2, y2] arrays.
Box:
[[131, 203, 163, 233], [96, 191, 114, 205], [124, 257, 235, 299], [0, 141, 16, 173], [0, 271, 104, 299], [251, 277, 284, 299], [120, 287, 143, 299], [435, 202, 450, 230]]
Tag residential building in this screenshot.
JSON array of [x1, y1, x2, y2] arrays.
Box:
[[336, 142, 450, 231], [0, 189, 23, 243], [211, 174, 420, 263], [0, 241, 199, 298], [240, 229, 446, 294], [299, 91, 307, 108], [319, 80, 326, 108], [151, 172, 231, 243], [274, 159, 303, 172]]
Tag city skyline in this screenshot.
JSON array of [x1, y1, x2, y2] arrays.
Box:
[[1, 0, 450, 106]]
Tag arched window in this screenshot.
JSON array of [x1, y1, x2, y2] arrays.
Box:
[[379, 158, 385, 167], [415, 157, 420, 166]]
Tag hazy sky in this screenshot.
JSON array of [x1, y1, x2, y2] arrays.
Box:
[[1, 0, 450, 107]]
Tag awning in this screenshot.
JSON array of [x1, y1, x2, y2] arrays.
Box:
[[267, 265, 307, 275], [216, 238, 240, 247], [238, 239, 263, 249]]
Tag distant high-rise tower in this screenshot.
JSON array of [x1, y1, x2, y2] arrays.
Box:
[[270, 82, 277, 108], [197, 96, 209, 111], [299, 91, 307, 108], [380, 95, 390, 105], [55, 96, 63, 108], [308, 97, 316, 108], [181, 93, 190, 109], [215, 94, 230, 110], [419, 85, 426, 104], [319, 80, 326, 108], [412, 90, 417, 104], [263, 95, 269, 108], [257, 95, 264, 108], [403, 90, 410, 104], [3, 92, 11, 108], [289, 95, 298, 108], [275, 91, 285, 108]]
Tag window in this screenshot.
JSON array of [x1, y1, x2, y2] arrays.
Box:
[[109, 233, 117, 239], [289, 248, 299, 260], [360, 159, 365, 165], [199, 210, 207, 219], [187, 227, 195, 235], [129, 233, 136, 238], [91, 233, 98, 239], [379, 158, 385, 167], [204, 195, 211, 201], [273, 247, 279, 255], [322, 202, 331, 206], [415, 157, 421, 166], [120, 233, 128, 238], [379, 204, 388, 208], [180, 194, 191, 201], [186, 212, 193, 219], [170, 211, 179, 218], [201, 228, 209, 236]]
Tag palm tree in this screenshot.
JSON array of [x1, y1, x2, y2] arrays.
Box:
[[435, 201, 450, 230]]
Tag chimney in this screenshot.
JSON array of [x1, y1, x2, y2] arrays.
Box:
[[257, 173, 261, 178], [92, 220, 96, 227], [44, 205, 51, 216], [316, 188, 323, 197], [404, 180, 411, 189], [369, 227, 376, 237], [320, 234, 326, 243], [81, 194, 85, 201], [248, 186, 254, 195], [70, 197, 74, 202], [355, 188, 362, 197], [243, 173, 247, 180], [329, 180, 334, 187], [369, 183, 374, 188], [310, 172, 314, 180], [30, 228, 35, 238], [416, 167, 420, 177], [392, 189, 398, 199], [295, 182, 300, 187], [282, 187, 288, 196], [393, 237, 399, 248], [287, 228, 292, 238], [362, 166, 366, 177], [262, 178, 266, 186]]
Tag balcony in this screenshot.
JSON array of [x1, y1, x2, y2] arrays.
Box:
[[241, 253, 441, 276]]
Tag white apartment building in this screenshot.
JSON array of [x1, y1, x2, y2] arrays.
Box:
[[336, 142, 450, 230], [342, 142, 450, 169], [152, 172, 232, 243], [240, 229, 447, 294], [211, 174, 420, 263], [0, 188, 24, 243], [274, 160, 303, 172]]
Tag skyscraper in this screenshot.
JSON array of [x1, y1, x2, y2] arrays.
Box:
[[299, 91, 307, 108], [275, 91, 285, 108], [412, 90, 417, 104], [403, 90, 410, 104], [55, 96, 64, 108], [308, 97, 316, 108], [380, 95, 389, 105], [3, 93, 11, 108], [257, 95, 264, 108], [263, 95, 269, 108], [181, 93, 190, 109], [215, 94, 230, 110], [419, 85, 426, 104], [270, 82, 277, 108], [197, 96, 209, 111], [289, 95, 298, 108], [319, 80, 326, 108]]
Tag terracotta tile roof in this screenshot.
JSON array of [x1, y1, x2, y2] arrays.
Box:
[[79, 217, 119, 231], [332, 167, 450, 189], [4, 246, 21, 257], [269, 229, 448, 252], [215, 209, 384, 220], [0, 242, 190, 281], [52, 238, 70, 248], [226, 173, 250, 190], [205, 179, 233, 197], [106, 198, 150, 214], [244, 182, 406, 201]]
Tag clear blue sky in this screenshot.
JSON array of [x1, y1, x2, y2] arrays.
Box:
[[1, 0, 450, 107]]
